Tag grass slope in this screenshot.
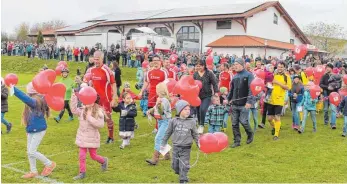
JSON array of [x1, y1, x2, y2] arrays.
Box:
[[1, 56, 347, 183]]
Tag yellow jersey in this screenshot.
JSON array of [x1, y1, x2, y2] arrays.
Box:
[[270, 73, 292, 106], [300, 71, 308, 85]]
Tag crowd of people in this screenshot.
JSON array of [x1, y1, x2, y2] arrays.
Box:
[[2, 44, 347, 183]]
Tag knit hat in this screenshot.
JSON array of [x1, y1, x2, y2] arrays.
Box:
[[26, 82, 38, 94], [220, 87, 227, 94], [265, 64, 273, 71], [234, 58, 245, 67], [123, 82, 130, 89], [175, 100, 190, 116]]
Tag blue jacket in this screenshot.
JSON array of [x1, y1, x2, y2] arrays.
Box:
[[14, 87, 47, 133], [338, 96, 347, 116], [288, 85, 304, 103], [298, 90, 318, 111], [136, 67, 144, 83]]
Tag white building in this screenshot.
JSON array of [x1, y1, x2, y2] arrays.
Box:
[[55, 1, 310, 57]]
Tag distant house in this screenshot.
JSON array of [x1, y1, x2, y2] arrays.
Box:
[[27, 28, 65, 44]]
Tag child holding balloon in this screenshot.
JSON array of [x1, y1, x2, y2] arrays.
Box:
[[12, 83, 56, 178], [297, 84, 319, 133], [112, 92, 138, 149], [70, 92, 108, 180], [54, 68, 74, 123], [161, 100, 199, 183]]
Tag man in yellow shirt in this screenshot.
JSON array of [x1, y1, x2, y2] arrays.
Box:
[[268, 61, 292, 140], [293, 64, 308, 86]]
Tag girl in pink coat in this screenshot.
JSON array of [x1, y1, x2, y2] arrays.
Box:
[[71, 93, 108, 180]]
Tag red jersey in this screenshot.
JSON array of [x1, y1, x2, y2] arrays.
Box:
[[87, 65, 115, 103], [219, 71, 232, 91], [146, 68, 167, 107], [166, 68, 177, 80], [220, 58, 228, 64]]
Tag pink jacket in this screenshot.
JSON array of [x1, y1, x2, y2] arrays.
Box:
[[71, 95, 104, 148]]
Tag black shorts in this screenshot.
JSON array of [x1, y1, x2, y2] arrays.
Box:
[[267, 104, 283, 116]]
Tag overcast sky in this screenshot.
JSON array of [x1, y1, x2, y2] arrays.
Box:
[[1, 0, 346, 34]]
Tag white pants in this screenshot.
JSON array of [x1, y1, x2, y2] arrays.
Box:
[[27, 131, 52, 172]]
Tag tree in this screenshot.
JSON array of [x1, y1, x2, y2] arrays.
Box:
[[14, 22, 30, 42], [29, 19, 66, 34], [1, 32, 9, 42], [304, 22, 346, 56], [37, 31, 44, 45]]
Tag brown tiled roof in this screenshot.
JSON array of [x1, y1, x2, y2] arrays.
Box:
[[28, 27, 68, 36], [207, 35, 295, 50]]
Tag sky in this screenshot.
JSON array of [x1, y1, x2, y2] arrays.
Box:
[[1, 0, 347, 34]]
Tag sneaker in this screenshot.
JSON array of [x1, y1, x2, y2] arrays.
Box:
[[271, 128, 275, 135], [41, 161, 56, 176], [273, 136, 279, 141], [22, 172, 38, 179], [73, 172, 86, 180], [119, 144, 125, 149], [106, 137, 114, 144], [54, 117, 60, 123], [101, 157, 108, 171], [230, 143, 241, 148], [246, 133, 254, 144], [293, 125, 299, 131], [258, 124, 265, 129], [331, 125, 337, 129], [298, 129, 303, 134], [68, 116, 74, 121], [342, 133, 346, 137], [6, 123, 12, 133]]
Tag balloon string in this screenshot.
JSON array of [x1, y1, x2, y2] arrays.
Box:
[[173, 150, 200, 170]]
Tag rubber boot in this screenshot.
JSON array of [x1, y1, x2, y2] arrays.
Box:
[[146, 151, 160, 165]]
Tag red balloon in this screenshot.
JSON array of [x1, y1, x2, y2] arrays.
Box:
[[142, 61, 149, 68], [339, 89, 347, 97], [213, 132, 229, 152], [83, 73, 92, 83], [294, 44, 308, 60], [175, 75, 197, 95], [169, 54, 178, 64], [44, 69, 56, 84], [195, 80, 202, 89], [250, 78, 265, 96], [343, 75, 347, 85], [55, 66, 64, 75], [4, 73, 18, 86], [44, 95, 64, 111], [78, 86, 97, 105], [48, 83, 66, 98], [329, 92, 341, 106], [309, 85, 321, 99], [32, 70, 56, 94], [255, 70, 265, 80], [199, 133, 219, 154], [58, 61, 68, 68], [180, 96, 201, 107], [206, 55, 213, 66], [206, 48, 213, 56], [305, 67, 314, 77], [164, 78, 177, 94], [314, 65, 324, 77]]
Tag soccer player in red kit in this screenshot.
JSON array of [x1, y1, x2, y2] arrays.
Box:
[[163, 57, 177, 80], [139, 55, 167, 132], [85, 51, 118, 144], [219, 63, 232, 91]]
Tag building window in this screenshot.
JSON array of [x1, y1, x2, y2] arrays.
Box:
[[126, 28, 142, 40], [273, 13, 278, 25], [154, 27, 171, 36], [176, 26, 200, 50], [290, 39, 294, 44], [216, 20, 231, 29]]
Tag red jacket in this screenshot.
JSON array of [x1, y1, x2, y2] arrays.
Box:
[[73, 48, 79, 56], [83, 48, 89, 55]]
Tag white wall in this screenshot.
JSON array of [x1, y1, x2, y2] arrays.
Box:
[[247, 7, 302, 44], [57, 36, 76, 47], [57, 33, 122, 49], [213, 47, 289, 58]]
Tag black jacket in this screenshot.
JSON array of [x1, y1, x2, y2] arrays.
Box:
[[1, 85, 9, 113], [320, 73, 340, 96], [193, 70, 219, 99], [114, 67, 122, 87], [112, 102, 137, 132], [228, 70, 254, 106]]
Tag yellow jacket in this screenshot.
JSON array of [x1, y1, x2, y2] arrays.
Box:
[[270, 73, 292, 106], [300, 71, 308, 85]]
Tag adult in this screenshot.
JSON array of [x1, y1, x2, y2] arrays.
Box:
[[85, 51, 118, 143], [60, 46, 65, 61], [83, 46, 89, 62], [320, 64, 341, 128], [26, 44, 32, 59], [227, 58, 254, 148], [139, 54, 167, 132], [73, 47, 79, 62], [293, 64, 308, 85], [193, 59, 219, 133], [112, 62, 122, 97], [163, 57, 177, 80], [267, 61, 291, 140]]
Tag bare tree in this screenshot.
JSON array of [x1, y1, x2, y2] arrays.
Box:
[[29, 19, 67, 34], [14, 22, 30, 42], [1, 32, 9, 42], [304, 22, 346, 56]]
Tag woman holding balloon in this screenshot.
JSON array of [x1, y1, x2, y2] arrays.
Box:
[[193, 59, 219, 134]]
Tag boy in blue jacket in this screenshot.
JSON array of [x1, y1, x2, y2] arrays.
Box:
[[297, 84, 319, 133], [337, 96, 347, 137], [288, 75, 304, 130]]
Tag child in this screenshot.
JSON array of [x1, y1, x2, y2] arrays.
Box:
[[288, 75, 304, 130], [54, 68, 74, 123], [118, 82, 139, 102], [140, 90, 149, 117], [205, 95, 229, 133], [13, 83, 56, 178], [1, 78, 12, 133], [112, 92, 137, 149], [71, 93, 108, 180], [161, 100, 199, 183], [259, 64, 274, 128], [338, 96, 347, 137], [135, 66, 144, 90], [146, 82, 172, 165], [73, 76, 83, 108], [219, 87, 230, 132], [297, 84, 319, 133], [249, 92, 261, 132]]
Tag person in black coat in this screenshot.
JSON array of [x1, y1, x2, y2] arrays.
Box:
[[112, 62, 122, 97], [112, 92, 137, 149], [1, 79, 12, 133]]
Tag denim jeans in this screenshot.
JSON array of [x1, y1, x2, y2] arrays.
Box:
[[197, 97, 211, 126], [223, 113, 228, 128], [248, 108, 258, 131], [231, 105, 253, 144], [154, 119, 169, 151], [208, 125, 221, 133], [301, 110, 317, 132], [291, 102, 300, 126], [1, 112, 10, 126], [343, 116, 347, 133], [324, 94, 337, 125], [27, 131, 52, 173]]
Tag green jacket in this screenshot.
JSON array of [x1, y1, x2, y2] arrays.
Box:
[[59, 77, 74, 100]]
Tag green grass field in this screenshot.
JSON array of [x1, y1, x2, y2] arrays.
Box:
[[1, 56, 347, 183]]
